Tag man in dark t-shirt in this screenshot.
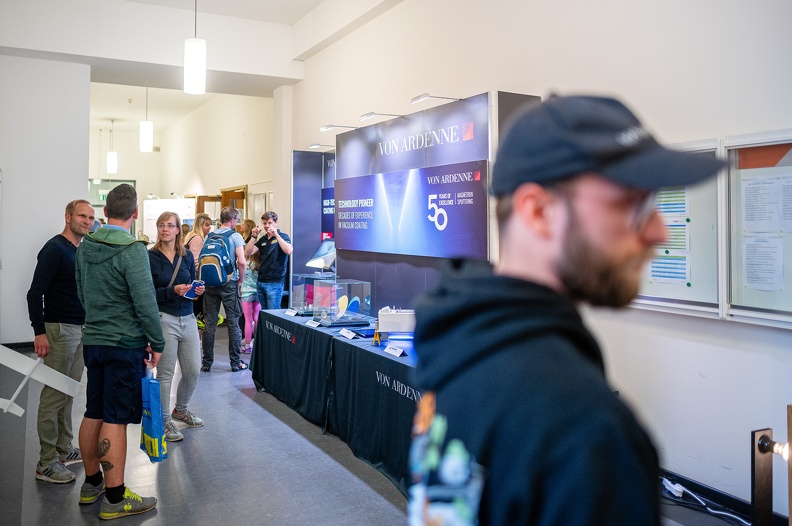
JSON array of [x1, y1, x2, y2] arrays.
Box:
[[244, 211, 293, 309], [27, 199, 95, 484]]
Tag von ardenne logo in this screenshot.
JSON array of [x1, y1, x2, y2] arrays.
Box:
[[377, 121, 474, 156], [265, 320, 295, 344], [427, 170, 481, 185], [375, 370, 422, 402]]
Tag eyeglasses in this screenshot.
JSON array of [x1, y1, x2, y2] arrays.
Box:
[[630, 192, 658, 232], [157, 223, 179, 229], [551, 184, 659, 233]]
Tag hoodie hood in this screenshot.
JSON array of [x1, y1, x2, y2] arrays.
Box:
[[80, 227, 144, 264], [414, 259, 602, 392]]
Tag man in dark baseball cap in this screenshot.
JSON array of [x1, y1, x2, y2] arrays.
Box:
[[408, 95, 726, 524]]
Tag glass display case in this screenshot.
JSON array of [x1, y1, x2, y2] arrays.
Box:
[[313, 279, 372, 327], [290, 272, 336, 315]]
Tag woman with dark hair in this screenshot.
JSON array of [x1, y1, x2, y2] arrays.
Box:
[[148, 211, 205, 442]]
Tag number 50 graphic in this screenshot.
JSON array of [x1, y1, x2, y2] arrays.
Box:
[[427, 195, 448, 231]]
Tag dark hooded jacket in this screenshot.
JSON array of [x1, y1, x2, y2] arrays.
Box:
[[408, 259, 659, 526]]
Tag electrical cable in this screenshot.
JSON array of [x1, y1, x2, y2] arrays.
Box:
[[659, 477, 751, 526]]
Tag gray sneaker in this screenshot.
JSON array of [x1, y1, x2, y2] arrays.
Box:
[[59, 447, 82, 466], [172, 409, 204, 427], [35, 460, 75, 484], [99, 487, 157, 520], [165, 420, 184, 442], [80, 479, 106, 505]]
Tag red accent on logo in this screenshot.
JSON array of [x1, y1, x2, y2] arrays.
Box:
[[474, 171, 480, 181], [291, 336, 296, 344], [461, 122, 474, 141]]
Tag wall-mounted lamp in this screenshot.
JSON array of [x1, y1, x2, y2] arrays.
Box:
[[751, 405, 792, 526], [309, 144, 335, 150], [360, 112, 403, 122], [320, 124, 358, 132], [758, 434, 789, 461], [106, 120, 118, 175], [184, 0, 206, 95], [170, 192, 183, 199], [410, 92, 461, 104], [147, 193, 160, 199], [139, 87, 154, 152]]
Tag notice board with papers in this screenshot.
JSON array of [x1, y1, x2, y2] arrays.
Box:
[[633, 145, 721, 316], [725, 130, 792, 322]]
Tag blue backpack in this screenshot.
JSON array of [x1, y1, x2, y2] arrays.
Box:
[[198, 229, 235, 286]]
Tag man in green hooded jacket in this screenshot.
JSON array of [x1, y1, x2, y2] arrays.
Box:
[[75, 183, 165, 520]]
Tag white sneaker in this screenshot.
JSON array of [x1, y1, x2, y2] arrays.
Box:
[[35, 460, 75, 484], [164, 420, 184, 442], [59, 447, 82, 466], [172, 409, 204, 427]]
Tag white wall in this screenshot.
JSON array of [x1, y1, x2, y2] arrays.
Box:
[[0, 56, 90, 343], [290, 0, 792, 515], [160, 94, 274, 208]]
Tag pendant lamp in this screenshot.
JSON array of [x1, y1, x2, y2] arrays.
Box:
[[107, 120, 118, 174], [140, 87, 153, 152], [184, 0, 206, 95]]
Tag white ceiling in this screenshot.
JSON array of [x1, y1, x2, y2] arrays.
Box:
[[91, 83, 214, 134], [128, 0, 326, 25], [91, 0, 324, 133]]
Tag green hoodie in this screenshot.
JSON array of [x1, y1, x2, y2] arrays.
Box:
[[75, 226, 165, 353]]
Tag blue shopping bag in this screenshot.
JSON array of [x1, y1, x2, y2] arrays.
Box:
[[140, 368, 168, 463]]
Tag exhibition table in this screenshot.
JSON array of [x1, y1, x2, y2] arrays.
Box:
[[250, 309, 418, 496], [327, 335, 417, 495], [250, 310, 336, 426]]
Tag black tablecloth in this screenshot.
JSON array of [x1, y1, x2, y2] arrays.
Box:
[[327, 337, 417, 495], [250, 310, 419, 496], [250, 310, 336, 426]]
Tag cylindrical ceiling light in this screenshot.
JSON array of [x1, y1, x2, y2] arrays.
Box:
[[184, 0, 206, 95], [107, 120, 118, 174], [139, 87, 154, 152]]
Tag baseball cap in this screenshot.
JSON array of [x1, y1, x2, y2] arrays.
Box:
[[491, 95, 727, 195]]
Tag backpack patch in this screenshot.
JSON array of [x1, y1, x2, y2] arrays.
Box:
[[198, 230, 235, 286]]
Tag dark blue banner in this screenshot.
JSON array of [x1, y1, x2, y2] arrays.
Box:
[[335, 160, 488, 259], [336, 93, 490, 180], [321, 187, 334, 239]]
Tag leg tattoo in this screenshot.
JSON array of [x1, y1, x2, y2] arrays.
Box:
[[98, 438, 110, 458], [98, 438, 114, 472]]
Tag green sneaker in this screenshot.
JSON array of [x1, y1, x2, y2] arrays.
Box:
[[99, 487, 157, 520], [80, 479, 105, 504]]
